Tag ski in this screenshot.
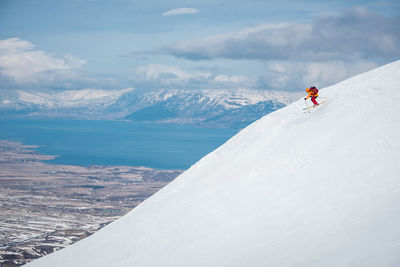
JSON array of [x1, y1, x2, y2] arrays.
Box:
[[302, 100, 326, 110]]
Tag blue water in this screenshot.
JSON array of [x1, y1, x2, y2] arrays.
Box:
[[0, 118, 238, 170]]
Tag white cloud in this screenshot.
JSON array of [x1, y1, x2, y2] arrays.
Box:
[[214, 74, 251, 83], [161, 7, 398, 91], [64, 54, 87, 69], [162, 8, 199, 16], [132, 64, 211, 88], [134, 64, 208, 81], [165, 23, 312, 60], [0, 38, 86, 85], [258, 60, 378, 91], [211, 74, 255, 89], [165, 7, 400, 61], [0, 37, 34, 52], [131, 64, 254, 89]]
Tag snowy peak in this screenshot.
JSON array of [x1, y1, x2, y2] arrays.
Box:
[[17, 88, 134, 107], [121, 89, 300, 127], [53, 88, 133, 102], [25, 60, 400, 267], [17, 90, 56, 107]]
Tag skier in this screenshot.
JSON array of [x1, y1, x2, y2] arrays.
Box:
[[304, 86, 319, 106]]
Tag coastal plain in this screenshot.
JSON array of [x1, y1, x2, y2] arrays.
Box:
[[0, 140, 182, 266]]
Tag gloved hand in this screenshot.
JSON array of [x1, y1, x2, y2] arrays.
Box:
[[304, 98, 307, 100]]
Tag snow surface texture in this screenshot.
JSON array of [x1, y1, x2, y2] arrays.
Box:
[[27, 61, 400, 267]]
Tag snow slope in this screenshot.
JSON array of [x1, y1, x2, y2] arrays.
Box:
[[27, 60, 400, 267]]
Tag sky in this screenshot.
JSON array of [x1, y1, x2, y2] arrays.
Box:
[[0, 0, 399, 93]]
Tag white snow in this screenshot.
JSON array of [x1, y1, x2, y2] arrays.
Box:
[[18, 90, 56, 107], [202, 88, 299, 109], [26, 60, 400, 267], [13, 87, 298, 112], [53, 88, 133, 102], [146, 88, 300, 109], [17, 88, 134, 107]]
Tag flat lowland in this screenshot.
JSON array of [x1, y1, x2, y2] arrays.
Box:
[[0, 140, 182, 266]]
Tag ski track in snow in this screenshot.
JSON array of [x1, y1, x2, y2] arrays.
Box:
[[26, 60, 400, 267]]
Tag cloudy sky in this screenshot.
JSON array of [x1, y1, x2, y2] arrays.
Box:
[[0, 0, 399, 92]]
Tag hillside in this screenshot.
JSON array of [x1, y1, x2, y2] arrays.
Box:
[[27, 60, 400, 267]]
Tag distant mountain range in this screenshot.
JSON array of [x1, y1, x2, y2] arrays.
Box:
[[0, 88, 301, 128]]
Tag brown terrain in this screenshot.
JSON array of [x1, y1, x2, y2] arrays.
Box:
[[0, 140, 182, 266]]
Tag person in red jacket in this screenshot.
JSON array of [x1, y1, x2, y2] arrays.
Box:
[[304, 86, 319, 106]]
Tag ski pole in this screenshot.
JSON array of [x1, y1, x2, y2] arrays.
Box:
[[304, 98, 310, 114]]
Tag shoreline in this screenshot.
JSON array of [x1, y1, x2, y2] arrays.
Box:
[[0, 118, 237, 170], [0, 140, 183, 266]]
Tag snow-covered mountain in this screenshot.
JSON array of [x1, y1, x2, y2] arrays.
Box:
[[0, 88, 132, 117], [0, 88, 300, 127], [26, 60, 400, 266]]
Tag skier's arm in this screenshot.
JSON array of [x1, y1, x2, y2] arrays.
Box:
[[305, 91, 311, 100]]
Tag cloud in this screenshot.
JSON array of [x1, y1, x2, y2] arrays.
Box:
[[0, 38, 34, 52], [0, 38, 87, 89], [165, 23, 313, 60], [133, 64, 210, 85], [130, 64, 254, 89], [161, 6, 398, 91], [257, 60, 378, 91], [129, 60, 378, 93], [214, 74, 251, 83], [0, 38, 123, 91], [162, 8, 199, 16], [164, 7, 400, 62]]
